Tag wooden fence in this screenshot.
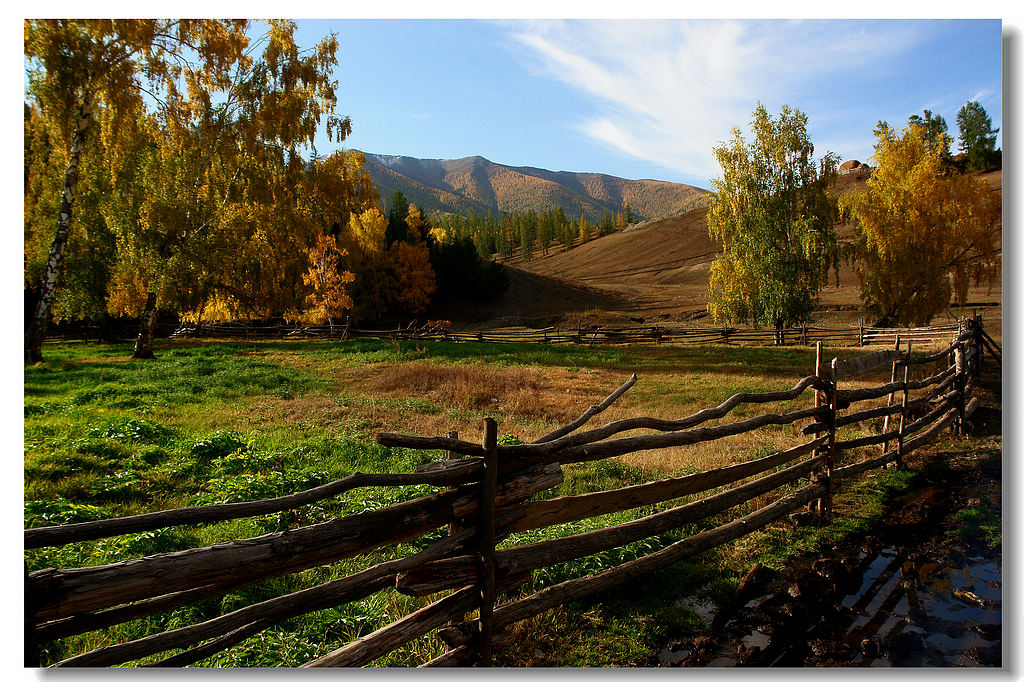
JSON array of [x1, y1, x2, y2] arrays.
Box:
[[24, 318, 990, 668], [170, 319, 969, 348]]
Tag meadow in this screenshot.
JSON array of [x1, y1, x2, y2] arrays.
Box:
[[24, 337, 923, 666]]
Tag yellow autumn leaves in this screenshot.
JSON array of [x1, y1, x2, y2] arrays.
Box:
[[839, 124, 1000, 326]]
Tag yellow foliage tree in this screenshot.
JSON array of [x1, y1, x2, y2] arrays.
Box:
[[346, 207, 388, 258], [839, 123, 1001, 326], [23, 19, 251, 363], [301, 233, 355, 327]]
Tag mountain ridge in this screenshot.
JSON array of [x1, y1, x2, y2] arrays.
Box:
[[359, 151, 709, 221]]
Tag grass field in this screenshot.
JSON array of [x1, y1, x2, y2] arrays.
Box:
[[23, 337, 959, 666]]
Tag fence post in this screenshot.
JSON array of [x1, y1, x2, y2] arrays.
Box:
[[896, 341, 912, 470], [822, 357, 839, 516], [881, 335, 901, 457], [801, 325, 808, 346], [954, 343, 966, 437], [447, 431, 461, 537], [859, 319, 864, 347], [812, 342, 834, 515], [972, 314, 983, 370], [477, 419, 498, 666]]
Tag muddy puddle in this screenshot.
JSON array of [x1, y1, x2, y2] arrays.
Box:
[[662, 543, 1001, 667]]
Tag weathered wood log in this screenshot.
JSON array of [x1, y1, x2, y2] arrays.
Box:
[[508, 436, 827, 533], [450, 463, 563, 519], [420, 644, 476, 667], [833, 449, 899, 480], [303, 585, 479, 668], [901, 404, 963, 453], [32, 464, 561, 623], [838, 404, 967, 480], [879, 338, 902, 456], [834, 366, 954, 406], [25, 564, 38, 667], [543, 405, 827, 466], [35, 575, 263, 643], [148, 618, 275, 667], [376, 433, 483, 458], [49, 528, 472, 667], [901, 392, 958, 438], [397, 557, 477, 597], [499, 376, 828, 461], [533, 373, 637, 444], [896, 350, 911, 468], [918, 368, 958, 401], [398, 454, 824, 595], [965, 395, 980, 420], [835, 429, 899, 451], [496, 456, 822, 576], [25, 463, 482, 550], [484, 483, 825, 634], [32, 496, 459, 623], [830, 349, 904, 380], [836, 391, 957, 452], [804, 403, 902, 435], [385, 377, 825, 467]]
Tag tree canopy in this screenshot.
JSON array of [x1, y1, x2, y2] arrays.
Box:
[[956, 100, 1000, 171], [23, 20, 256, 362], [908, 109, 951, 158], [839, 123, 1001, 326], [23, 20, 372, 359], [706, 103, 840, 334]]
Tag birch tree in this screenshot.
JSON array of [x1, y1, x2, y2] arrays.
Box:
[[706, 103, 840, 341], [23, 19, 249, 363]]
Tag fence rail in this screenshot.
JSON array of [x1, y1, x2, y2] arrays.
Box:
[[24, 316, 990, 668], [170, 319, 969, 348]]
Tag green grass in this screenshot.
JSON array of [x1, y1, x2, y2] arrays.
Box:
[[24, 337, 919, 667]]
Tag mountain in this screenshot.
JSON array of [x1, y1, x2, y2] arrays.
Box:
[[359, 152, 708, 221]]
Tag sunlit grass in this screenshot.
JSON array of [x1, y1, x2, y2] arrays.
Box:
[[25, 336, 925, 667]]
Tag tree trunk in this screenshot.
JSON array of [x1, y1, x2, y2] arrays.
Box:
[[25, 92, 94, 364], [132, 291, 158, 360]]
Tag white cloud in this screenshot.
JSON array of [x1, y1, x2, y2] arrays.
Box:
[[503, 19, 927, 182]]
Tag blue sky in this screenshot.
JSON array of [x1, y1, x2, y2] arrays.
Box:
[[290, 18, 1003, 188]]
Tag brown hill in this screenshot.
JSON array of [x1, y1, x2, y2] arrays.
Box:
[[361, 152, 707, 221], [450, 169, 1002, 333]]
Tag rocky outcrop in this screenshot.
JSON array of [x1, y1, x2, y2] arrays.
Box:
[[839, 159, 871, 176]]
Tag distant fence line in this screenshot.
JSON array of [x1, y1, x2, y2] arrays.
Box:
[[169, 319, 971, 348], [25, 316, 994, 668]]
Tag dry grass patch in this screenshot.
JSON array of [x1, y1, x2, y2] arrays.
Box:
[[369, 363, 544, 411], [365, 363, 631, 427]]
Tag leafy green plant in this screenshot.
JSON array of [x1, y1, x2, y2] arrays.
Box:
[[93, 418, 174, 444], [25, 497, 108, 528], [190, 430, 248, 461]]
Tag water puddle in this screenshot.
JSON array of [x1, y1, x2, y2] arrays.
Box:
[[664, 545, 1001, 667]]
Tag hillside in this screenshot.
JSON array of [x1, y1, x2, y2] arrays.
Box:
[[435, 169, 1002, 334], [360, 152, 708, 221]]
